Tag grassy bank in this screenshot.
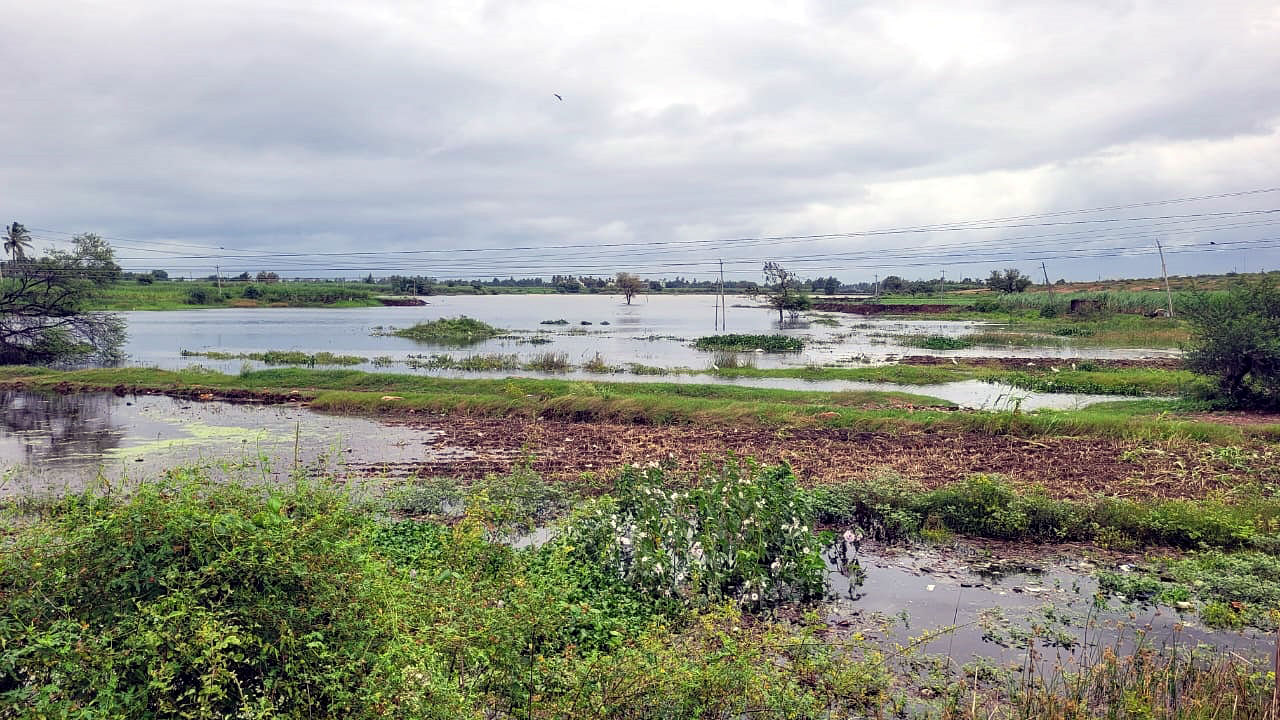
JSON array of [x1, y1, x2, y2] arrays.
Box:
[[90, 280, 387, 310], [1, 366, 1274, 443]]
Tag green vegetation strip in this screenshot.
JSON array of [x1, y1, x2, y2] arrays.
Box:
[[0, 366, 1274, 443], [180, 349, 367, 366]]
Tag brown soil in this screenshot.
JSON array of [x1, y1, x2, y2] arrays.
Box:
[[898, 356, 1184, 370], [358, 417, 1274, 500]]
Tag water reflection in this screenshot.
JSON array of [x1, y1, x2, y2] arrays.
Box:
[[0, 391, 124, 467]]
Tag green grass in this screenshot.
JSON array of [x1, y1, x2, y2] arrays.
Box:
[[988, 368, 1207, 396], [387, 316, 504, 344], [89, 280, 385, 310], [4, 366, 1277, 443], [811, 474, 1280, 550], [693, 334, 803, 352]]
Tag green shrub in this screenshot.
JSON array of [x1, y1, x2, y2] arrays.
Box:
[[390, 316, 503, 344], [184, 287, 213, 304], [1183, 275, 1280, 408]]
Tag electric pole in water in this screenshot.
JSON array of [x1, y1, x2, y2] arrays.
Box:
[[1155, 240, 1174, 318], [718, 259, 726, 332]]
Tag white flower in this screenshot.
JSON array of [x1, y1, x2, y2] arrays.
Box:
[[653, 563, 663, 575], [641, 555, 652, 563], [770, 559, 781, 571], [843, 529, 856, 543], [619, 536, 632, 546], [750, 592, 759, 601]]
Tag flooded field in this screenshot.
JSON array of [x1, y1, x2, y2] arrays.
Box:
[[825, 543, 1272, 673], [0, 391, 466, 495], [1, 387, 1268, 675], [120, 295, 1180, 375]]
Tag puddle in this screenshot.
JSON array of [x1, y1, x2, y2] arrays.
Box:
[[0, 390, 455, 496], [825, 543, 1272, 669]]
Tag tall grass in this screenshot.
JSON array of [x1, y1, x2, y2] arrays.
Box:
[[988, 291, 1195, 315]]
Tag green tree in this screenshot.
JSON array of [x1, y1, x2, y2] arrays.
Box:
[[762, 262, 811, 322], [986, 268, 1033, 293], [3, 222, 34, 279], [1183, 276, 1280, 408], [615, 272, 647, 304], [1, 234, 125, 364]]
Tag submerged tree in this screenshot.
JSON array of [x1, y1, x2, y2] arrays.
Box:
[[0, 233, 126, 365], [615, 272, 647, 305], [762, 262, 811, 323]]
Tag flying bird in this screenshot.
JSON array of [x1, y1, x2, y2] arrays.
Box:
[[554, 93, 563, 101]]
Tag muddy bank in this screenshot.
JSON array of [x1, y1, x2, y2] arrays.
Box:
[[898, 355, 1185, 370], [368, 416, 1272, 500]]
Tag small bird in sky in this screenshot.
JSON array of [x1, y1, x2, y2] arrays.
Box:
[[554, 93, 563, 101], [1210, 241, 1217, 245]]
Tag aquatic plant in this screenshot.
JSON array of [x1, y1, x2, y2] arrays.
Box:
[[899, 334, 972, 350], [388, 315, 503, 344], [693, 334, 803, 353], [709, 350, 756, 370], [526, 351, 571, 372]]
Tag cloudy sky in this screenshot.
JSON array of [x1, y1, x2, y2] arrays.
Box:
[[4, 0, 1280, 281]]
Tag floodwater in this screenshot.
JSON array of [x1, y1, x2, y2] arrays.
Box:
[[120, 294, 1180, 374], [0, 391, 461, 495], [824, 543, 1272, 670]]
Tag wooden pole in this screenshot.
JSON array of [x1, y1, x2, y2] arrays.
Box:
[[719, 259, 726, 332], [1156, 241, 1174, 318]]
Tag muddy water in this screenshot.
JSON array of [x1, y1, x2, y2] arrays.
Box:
[[825, 543, 1272, 669], [120, 295, 1179, 373], [0, 391, 456, 495]]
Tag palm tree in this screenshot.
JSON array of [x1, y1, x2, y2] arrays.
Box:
[[4, 221, 32, 262]]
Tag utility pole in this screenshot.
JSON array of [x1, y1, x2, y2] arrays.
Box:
[[1041, 262, 1053, 295], [874, 274, 879, 299], [938, 271, 945, 298], [718, 259, 726, 332], [1155, 240, 1174, 318], [215, 265, 223, 297]]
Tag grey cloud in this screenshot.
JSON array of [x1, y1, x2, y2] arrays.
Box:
[[2, 0, 1279, 280]]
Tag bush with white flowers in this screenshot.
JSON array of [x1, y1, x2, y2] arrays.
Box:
[[559, 459, 826, 609]]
